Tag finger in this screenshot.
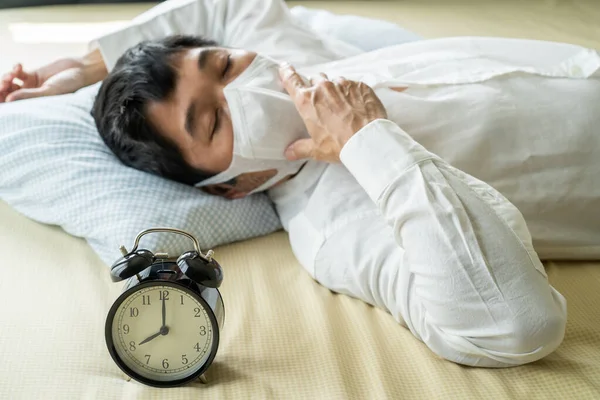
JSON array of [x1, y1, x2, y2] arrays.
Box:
[[285, 138, 314, 161], [332, 76, 351, 96], [310, 73, 330, 85], [12, 63, 29, 82], [332, 77, 351, 99], [0, 82, 20, 102], [227, 191, 247, 200], [357, 81, 377, 93], [5, 87, 50, 102], [278, 63, 307, 96], [7, 64, 23, 83], [12, 63, 22, 76], [2, 72, 15, 85], [362, 86, 388, 120], [0, 79, 11, 102]]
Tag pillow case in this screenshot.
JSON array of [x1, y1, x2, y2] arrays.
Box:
[[0, 83, 282, 265]]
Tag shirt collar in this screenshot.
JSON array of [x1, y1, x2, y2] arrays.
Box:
[[268, 160, 327, 205]]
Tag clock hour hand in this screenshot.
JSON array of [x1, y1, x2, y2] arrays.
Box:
[[139, 324, 170, 346], [138, 330, 162, 346]]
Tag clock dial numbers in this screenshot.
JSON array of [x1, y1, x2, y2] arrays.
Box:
[[111, 284, 214, 382]]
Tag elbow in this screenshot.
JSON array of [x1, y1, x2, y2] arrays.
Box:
[[500, 304, 567, 365], [436, 302, 568, 368], [467, 292, 567, 367]]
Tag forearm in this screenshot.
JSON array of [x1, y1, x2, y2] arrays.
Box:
[[35, 48, 107, 93], [340, 119, 547, 278], [77, 48, 108, 87]]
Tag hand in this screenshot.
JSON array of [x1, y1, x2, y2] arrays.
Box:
[[0, 49, 107, 103], [138, 330, 162, 346], [161, 296, 166, 329], [0, 59, 81, 103], [279, 64, 387, 163]]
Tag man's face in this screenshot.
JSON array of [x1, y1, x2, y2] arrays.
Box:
[[147, 47, 282, 198]]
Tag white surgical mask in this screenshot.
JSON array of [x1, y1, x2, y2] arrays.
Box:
[[195, 54, 309, 194]]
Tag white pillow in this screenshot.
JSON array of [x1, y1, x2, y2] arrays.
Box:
[[0, 84, 281, 265], [290, 6, 422, 52]]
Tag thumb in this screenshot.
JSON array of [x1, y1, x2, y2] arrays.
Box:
[[285, 138, 314, 161], [6, 86, 55, 102]]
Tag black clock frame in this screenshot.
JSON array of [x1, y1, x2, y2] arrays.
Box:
[[105, 266, 222, 388]]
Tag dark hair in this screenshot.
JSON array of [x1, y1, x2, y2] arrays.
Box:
[[92, 35, 217, 185]]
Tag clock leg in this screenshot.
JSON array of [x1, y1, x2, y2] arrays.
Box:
[[199, 374, 208, 384]]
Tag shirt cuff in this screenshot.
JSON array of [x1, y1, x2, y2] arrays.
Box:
[[339, 119, 437, 203]]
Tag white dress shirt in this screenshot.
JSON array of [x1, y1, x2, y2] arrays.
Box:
[[91, 0, 600, 367]]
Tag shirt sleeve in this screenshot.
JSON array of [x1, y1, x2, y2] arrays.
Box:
[[320, 118, 565, 367], [89, 0, 359, 72], [339, 118, 549, 282]]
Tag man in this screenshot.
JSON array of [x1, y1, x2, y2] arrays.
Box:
[[2, 0, 600, 368]]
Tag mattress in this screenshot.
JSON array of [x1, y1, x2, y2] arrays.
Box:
[[1, 1, 600, 399]]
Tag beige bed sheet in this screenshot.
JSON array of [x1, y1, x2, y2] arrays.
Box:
[[1, 1, 600, 399]]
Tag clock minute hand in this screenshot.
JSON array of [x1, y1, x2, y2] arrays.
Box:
[[161, 296, 166, 329]]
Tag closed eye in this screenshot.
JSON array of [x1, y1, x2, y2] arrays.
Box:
[[212, 108, 221, 139], [222, 54, 231, 78]]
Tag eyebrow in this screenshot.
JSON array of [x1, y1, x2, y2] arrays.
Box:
[[185, 100, 197, 137]]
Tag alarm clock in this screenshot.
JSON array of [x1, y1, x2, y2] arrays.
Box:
[[105, 228, 225, 388]]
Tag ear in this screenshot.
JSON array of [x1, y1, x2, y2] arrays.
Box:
[[200, 183, 248, 200]]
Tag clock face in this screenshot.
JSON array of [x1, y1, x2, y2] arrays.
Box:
[[108, 282, 216, 384]]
